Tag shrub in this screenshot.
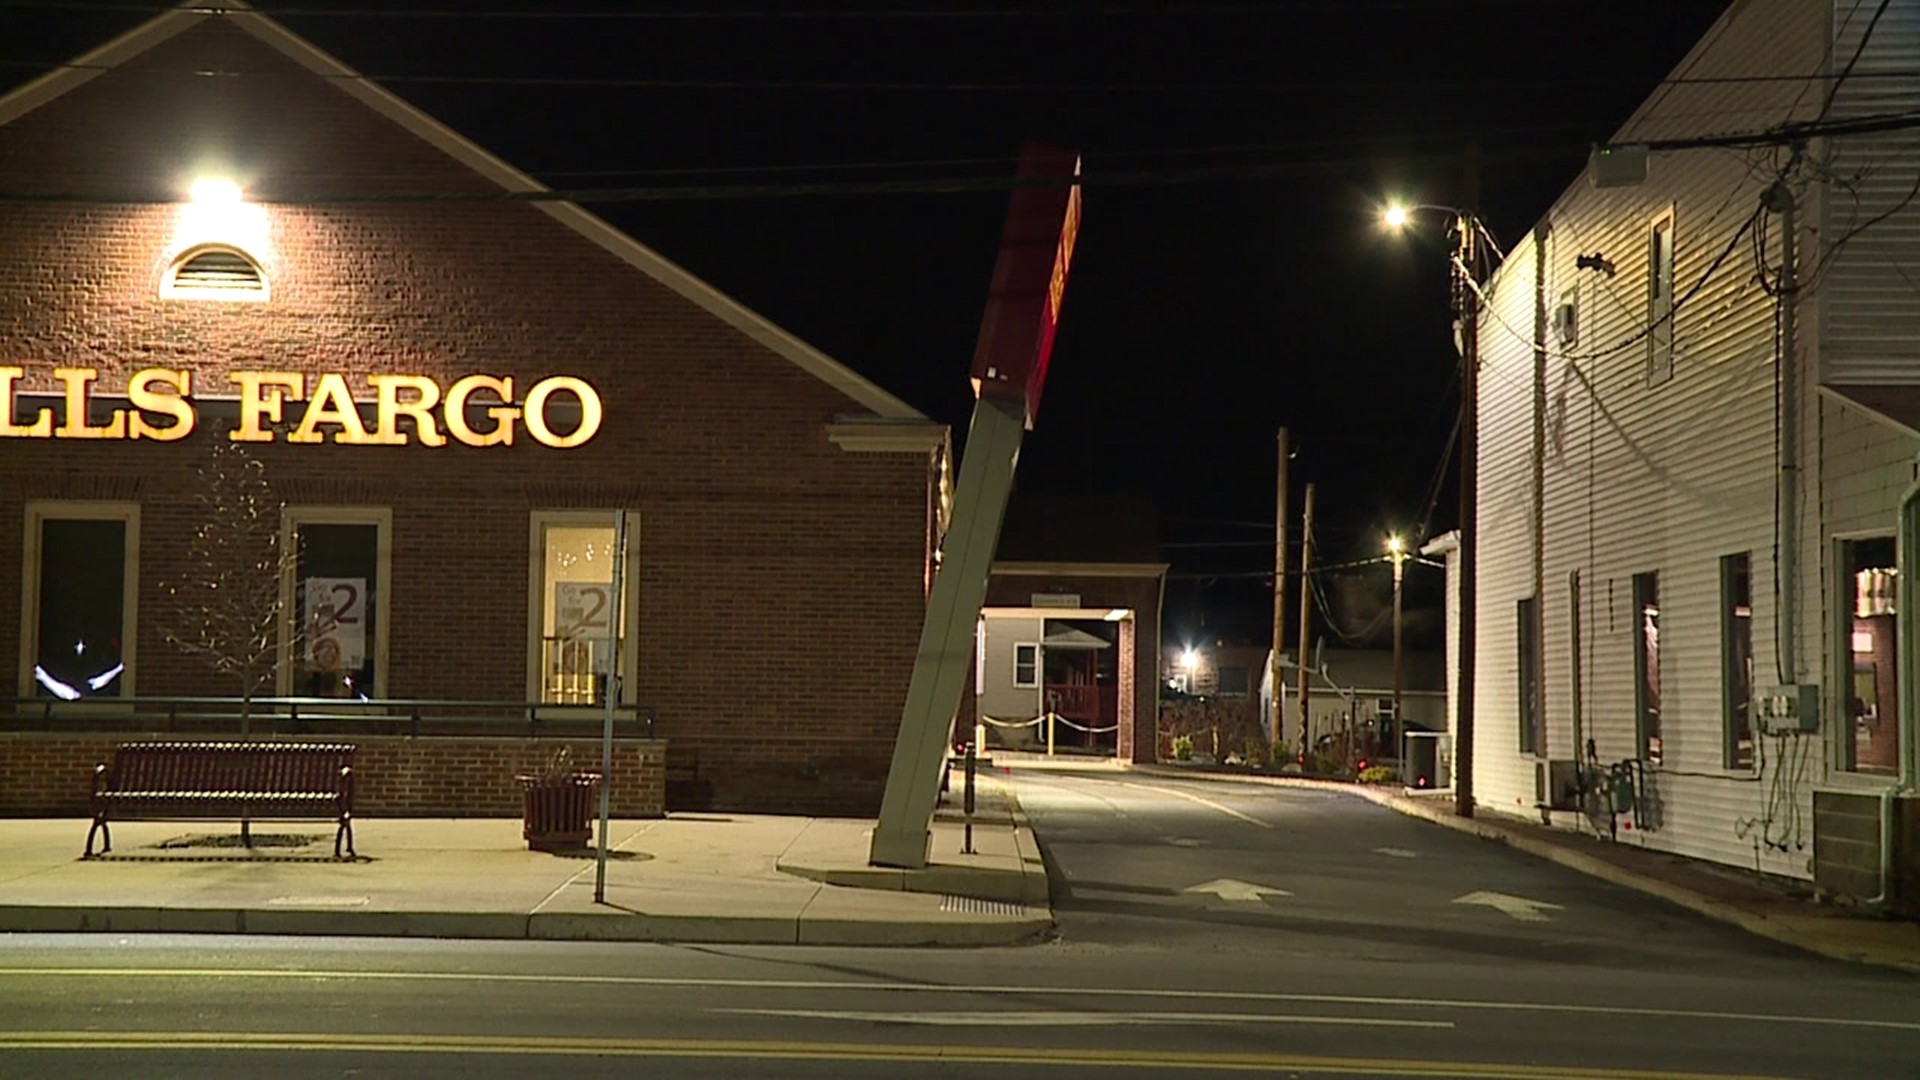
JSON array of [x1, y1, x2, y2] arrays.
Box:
[[1358, 764, 1398, 785], [1172, 734, 1194, 761]]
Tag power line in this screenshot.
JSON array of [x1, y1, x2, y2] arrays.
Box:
[[23, 56, 1918, 95], [0, 0, 1556, 18]]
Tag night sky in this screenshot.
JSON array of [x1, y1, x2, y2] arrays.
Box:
[[2, 0, 1732, 651]]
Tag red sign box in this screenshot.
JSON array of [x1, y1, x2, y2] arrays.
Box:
[[968, 143, 1082, 430]]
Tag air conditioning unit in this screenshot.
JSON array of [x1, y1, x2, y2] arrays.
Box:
[[1535, 759, 1582, 811]]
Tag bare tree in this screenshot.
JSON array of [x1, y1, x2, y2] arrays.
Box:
[[160, 437, 295, 734]]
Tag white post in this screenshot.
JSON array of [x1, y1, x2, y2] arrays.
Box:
[[594, 510, 627, 905]]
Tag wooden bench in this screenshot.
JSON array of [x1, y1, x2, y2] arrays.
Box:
[[86, 741, 357, 858]]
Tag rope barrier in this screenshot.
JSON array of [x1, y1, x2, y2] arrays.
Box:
[[979, 714, 1046, 729]]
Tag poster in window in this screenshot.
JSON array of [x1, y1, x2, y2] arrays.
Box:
[[305, 577, 367, 670], [555, 581, 613, 641]]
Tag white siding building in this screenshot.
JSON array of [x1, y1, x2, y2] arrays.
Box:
[[1464, 0, 1918, 902]]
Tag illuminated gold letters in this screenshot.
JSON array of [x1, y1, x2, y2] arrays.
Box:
[[523, 376, 602, 449], [54, 368, 126, 439], [0, 368, 601, 448], [368, 374, 447, 447], [444, 375, 519, 448], [0, 367, 54, 438], [126, 369, 195, 441], [231, 371, 304, 442], [290, 373, 369, 445]]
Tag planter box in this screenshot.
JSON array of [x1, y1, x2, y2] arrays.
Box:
[[516, 771, 602, 851]]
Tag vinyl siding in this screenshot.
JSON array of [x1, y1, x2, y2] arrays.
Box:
[[1820, 0, 1920, 386], [1473, 0, 1832, 877]]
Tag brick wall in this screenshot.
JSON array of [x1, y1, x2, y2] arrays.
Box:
[[0, 21, 933, 816], [0, 733, 666, 818]]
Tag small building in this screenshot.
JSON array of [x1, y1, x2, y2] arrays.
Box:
[[1262, 647, 1447, 763]]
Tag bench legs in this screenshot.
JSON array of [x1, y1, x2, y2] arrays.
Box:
[[84, 815, 111, 858], [334, 814, 356, 859]]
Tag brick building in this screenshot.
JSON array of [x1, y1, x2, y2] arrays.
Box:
[[0, 7, 946, 815]]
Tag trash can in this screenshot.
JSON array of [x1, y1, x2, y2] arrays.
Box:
[[1403, 731, 1448, 789]]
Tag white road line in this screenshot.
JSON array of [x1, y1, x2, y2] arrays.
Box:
[[3, 969, 1914, 1032], [1105, 780, 1275, 829], [716, 1008, 1453, 1029]]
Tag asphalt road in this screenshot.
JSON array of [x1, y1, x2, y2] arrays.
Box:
[[0, 767, 1914, 1079]]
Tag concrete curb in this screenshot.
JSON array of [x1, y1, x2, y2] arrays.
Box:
[[1124, 763, 1920, 978], [0, 902, 1049, 948]]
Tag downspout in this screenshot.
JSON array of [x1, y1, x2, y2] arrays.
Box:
[[1533, 224, 1548, 756], [1770, 178, 1800, 685]]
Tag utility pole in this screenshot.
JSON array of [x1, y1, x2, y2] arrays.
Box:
[[1389, 537, 1405, 755], [1272, 428, 1290, 749], [1454, 147, 1481, 819], [1296, 482, 1315, 766]]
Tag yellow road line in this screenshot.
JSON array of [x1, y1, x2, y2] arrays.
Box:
[[0, 1031, 1800, 1079], [1, 968, 1914, 1033]]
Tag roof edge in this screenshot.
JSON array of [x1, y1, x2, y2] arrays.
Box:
[[0, 2, 925, 423], [0, 6, 205, 127]]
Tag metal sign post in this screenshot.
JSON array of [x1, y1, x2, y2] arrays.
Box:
[[869, 143, 1081, 869], [593, 510, 627, 905]]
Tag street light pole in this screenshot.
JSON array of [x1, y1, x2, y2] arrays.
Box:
[[1382, 192, 1483, 819]]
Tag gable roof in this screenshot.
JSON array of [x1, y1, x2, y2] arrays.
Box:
[[0, 1, 925, 422]]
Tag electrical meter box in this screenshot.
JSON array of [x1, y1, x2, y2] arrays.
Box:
[[1757, 684, 1820, 735]]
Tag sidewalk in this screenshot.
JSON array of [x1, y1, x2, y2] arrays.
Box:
[[1127, 760, 1920, 977], [0, 774, 1050, 947]]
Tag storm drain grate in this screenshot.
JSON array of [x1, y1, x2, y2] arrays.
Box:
[[940, 894, 1026, 917]]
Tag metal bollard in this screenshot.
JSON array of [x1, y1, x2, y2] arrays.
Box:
[[962, 742, 977, 855]]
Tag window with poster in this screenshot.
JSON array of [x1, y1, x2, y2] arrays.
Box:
[[528, 511, 638, 706], [278, 508, 390, 700]]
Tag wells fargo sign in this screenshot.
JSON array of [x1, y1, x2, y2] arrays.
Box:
[[0, 367, 602, 448]]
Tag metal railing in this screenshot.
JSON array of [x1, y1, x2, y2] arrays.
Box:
[[1, 696, 657, 741]]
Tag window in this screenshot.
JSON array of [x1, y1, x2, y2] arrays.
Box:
[[1646, 211, 1674, 385], [161, 244, 269, 302], [1633, 572, 1661, 763], [1840, 537, 1898, 775], [279, 509, 390, 699], [19, 502, 139, 699], [1218, 666, 1250, 697], [1518, 596, 1543, 755], [1013, 643, 1040, 688], [1721, 553, 1754, 769], [529, 511, 638, 706]]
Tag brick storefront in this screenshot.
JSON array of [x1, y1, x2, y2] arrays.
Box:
[[0, 10, 943, 816]]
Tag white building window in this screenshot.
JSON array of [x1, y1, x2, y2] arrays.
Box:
[[529, 511, 638, 706], [278, 508, 391, 700], [1013, 643, 1040, 688], [19, 502, 140, 699]]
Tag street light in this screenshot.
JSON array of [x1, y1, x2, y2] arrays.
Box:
[[1382, 198, 1486, 819]]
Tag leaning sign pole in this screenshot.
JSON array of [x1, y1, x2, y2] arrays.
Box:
[[869, 143, 1081, 870]]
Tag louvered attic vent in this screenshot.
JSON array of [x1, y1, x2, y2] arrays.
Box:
[[161, 245, 269, 301]]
